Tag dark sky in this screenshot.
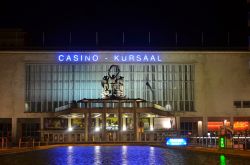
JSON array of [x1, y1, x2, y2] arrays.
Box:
[[0, 0, 248, 48]]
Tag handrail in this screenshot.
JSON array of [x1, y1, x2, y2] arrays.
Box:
[[19, 137, 41, 148]]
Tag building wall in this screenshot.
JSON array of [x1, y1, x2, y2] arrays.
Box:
[[0, 51, 250, 119]]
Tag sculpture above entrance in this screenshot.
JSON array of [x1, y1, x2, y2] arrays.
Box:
[[101, 65, 125, 99]]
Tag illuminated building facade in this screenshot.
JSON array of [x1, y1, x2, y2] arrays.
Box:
[[0, 51, 250, 144]]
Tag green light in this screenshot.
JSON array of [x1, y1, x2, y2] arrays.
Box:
[[219, 136, 225, 148], [220, 155, 226, 165]]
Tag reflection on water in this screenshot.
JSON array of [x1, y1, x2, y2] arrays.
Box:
[[122, 146, 127, 165], [0, 146, 250, 165], [67, 146, 73, 165], [94, 146, 101, 165], [220, 155, 226, 165]]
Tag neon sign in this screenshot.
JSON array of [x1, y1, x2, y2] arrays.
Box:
[[219, 136, 226, 149], [58, 54, 99, 62], [113, 54, 162, 62], [166, 138, 187, 146], [57, 53, 162, 63]]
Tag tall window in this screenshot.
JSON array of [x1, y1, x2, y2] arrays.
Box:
[[25, 64, 195, 112], [22, 123, 40, 140]]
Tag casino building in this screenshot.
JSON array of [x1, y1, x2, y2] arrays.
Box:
[[0, 51, 250, 144]]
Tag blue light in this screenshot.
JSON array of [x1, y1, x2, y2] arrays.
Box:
[[113, 54, 162, 62], [57, 53, 163, 63], [57, 54, 99, 62], [166, 138, 187, 146]]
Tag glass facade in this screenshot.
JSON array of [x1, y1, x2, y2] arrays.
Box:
[[25, 63, 194, 112]]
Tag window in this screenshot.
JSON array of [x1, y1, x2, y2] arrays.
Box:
[[233, 101, 241, 108], [22, 123, 40, 140], [25, 64, 195, 112], [234, 101, 250, 108], [0, 123, 11, 139], [180, 122, 198, 136], [243, 101, 250, 108]]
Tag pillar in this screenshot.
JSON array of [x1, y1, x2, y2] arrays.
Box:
[[149, 117, 154, 131], [68, 117, 72, 142], [95, 118, 99, 129], [102, 112, 106, 141], [134, 112, 139, 141], [118, 112, 122, 141], [198, 120, 203, 137], [202, 116, 208, 136], [11, 117, 17, 144], [122, 117, 127, 131], [40, 117, 44, 142], [88, 112, 92, 141], [230, 116, 234, 127], [175, 116, 180, 133], [84, 113, 88, 142]]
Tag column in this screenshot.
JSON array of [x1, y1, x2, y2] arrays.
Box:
[[202, 116, 208, 136], [40, 117, 44, 142], [198, 120, 203, 137], [118, 102, 122, 141], [149, 117, 154, 131], [95, 118, 99, 129], [88, 112, 92, 141], [133, 112, 139, 141], [102, 111, 106, 141], [175, 116, 180, 133], [11, 117, 17, 144], [230, 116, 234, 128], [84, 113, 88, 142], [68, 117, 72, 142], [122, 117, 127, 131], [95, 118, 99, 141]]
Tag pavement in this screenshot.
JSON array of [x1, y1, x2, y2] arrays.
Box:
[[0, 144, 250, 158]]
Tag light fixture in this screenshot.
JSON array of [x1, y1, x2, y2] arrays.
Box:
[[150, 126, 154, 131], [224, 120, 227, 125], [68, 127, 73, 132], [95, 127, 100, 132]]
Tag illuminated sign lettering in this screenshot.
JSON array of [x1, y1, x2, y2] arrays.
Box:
[[58, 54, 99, 62], [113, 54, 162, 62], [166, 138, 187, 146], [57, 53, 162, 63], [219, 136, 226, 149]]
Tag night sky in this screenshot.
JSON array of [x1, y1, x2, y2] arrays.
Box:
[[0, 0, 248, 49]]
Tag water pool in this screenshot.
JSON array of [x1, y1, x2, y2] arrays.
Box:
[[0, 146, 249, 165]]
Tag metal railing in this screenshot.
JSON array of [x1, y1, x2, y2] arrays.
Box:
[[18, 137, 41, 148], [41, 130, 167, 143], [188, 136, 250, 150], [0, 137, 8, 149]]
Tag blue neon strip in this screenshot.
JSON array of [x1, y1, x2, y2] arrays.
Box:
[[166, 138, 187, 146]]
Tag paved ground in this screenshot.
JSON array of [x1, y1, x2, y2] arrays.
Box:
[[0, 144, 250, 158]]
